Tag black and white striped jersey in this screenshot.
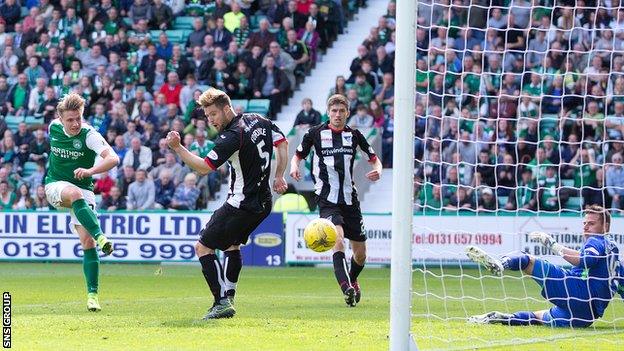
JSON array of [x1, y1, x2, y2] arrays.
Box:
[[204, 113, 286, 212], [295, 122, 377, 205]]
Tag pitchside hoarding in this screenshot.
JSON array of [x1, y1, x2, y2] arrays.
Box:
[[285, 213, 624, 266], [0, 211, 284, 266]]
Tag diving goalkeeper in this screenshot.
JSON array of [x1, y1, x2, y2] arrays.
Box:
[[466, 205, 624, 327]]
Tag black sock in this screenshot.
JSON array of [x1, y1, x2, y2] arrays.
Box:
[[349, 256, 365, 282], [333, 251, 351, 294], [223, 250, 242, 298], [199, 254, 224, 303]]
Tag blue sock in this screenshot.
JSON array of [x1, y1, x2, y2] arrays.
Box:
[[508, 311, 540, 326], [501, 253, 529, 271]]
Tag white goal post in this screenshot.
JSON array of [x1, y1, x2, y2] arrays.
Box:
[[390, 0, 417, 350]]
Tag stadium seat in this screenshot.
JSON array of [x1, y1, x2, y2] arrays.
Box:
[[20, 7, 28, 17], [22, 162, 38, 177], [249, 15, 268, 30], [4, 115, 23, 133], [24, 115, 44, 127], [247, 99, 271, 115], [230, 99, 249, 112], [174, 16, 195, 30], [165, 30, 185, 43], [122, 17, 133, 26]]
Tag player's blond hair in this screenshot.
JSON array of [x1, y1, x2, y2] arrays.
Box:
[[57, 92, 85, 117], [327, 94, 349, 110], [197, 88, 232, 109], [585, 205, 611, 232]]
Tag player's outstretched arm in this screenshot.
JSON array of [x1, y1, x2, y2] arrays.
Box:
[[167, 131, 213, 175], [273, 140, 289, 194], [74, 149, 120, 180], [529, 231, 580, 265]]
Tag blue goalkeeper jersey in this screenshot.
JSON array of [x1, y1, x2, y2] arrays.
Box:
[[568, 235, 622, 317]]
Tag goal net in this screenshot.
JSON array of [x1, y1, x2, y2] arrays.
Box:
[[412, 0, 624, 349]]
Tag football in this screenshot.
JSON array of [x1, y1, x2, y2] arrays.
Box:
[[303, 218, 338, 252]]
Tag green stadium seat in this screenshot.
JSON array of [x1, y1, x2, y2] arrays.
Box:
[[4, 115, 23, 133], [165, 30, 185, 43], [20, 7, 28, 17], [230, 99, 248, 112], [122, 17, 133, 26], [249, 15, 268, 30], [247, 99, 271, 115], [24, 115, 44, 126], [174, 16, 195, 30], [150, 30, 164, 40], [22, 162, 38, 177]]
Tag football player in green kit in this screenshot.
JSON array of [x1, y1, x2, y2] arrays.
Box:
[[44, 93, 119, 312]]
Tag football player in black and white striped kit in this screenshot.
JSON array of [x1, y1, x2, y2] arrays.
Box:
[[167, 88, 289, 319], [290, 94, 382, 306]]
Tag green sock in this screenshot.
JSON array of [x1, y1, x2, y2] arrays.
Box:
[[83, 248, 99, 294], [72, 199, 102, 240]]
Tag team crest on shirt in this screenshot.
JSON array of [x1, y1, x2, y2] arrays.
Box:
[[73, 140, 82, 149], [208, 150, 218, 160], [342, 132, 352, 146]]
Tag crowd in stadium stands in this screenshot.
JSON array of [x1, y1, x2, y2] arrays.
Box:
[[414, 0, 624, 214], [0, 0, 368, 211]]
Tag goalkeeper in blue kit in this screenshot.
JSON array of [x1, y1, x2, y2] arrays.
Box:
[[466, 205, 624, 327]]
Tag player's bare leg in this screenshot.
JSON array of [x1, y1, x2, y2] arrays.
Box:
[[61, 186, 112, 255], [332, 225, 356, 307], [223, 245, 242, 304], [350, 241, 366, 303], [196, 242, 235, 319], [75, 225, 101, 312]]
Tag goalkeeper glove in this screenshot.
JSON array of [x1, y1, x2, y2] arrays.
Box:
[[529, 231, 565, 256]]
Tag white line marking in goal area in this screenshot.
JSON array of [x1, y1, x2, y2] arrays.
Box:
[[426, 330, 624, 351]]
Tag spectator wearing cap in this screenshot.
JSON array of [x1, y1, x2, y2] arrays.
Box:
[[477, 187, 497, 212], [170, 173, 201, 210], [293, 98, 321, 129], [122, 78, 137, 102]]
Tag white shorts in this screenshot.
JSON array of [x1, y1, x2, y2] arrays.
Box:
[[45, 181, 97, 226]]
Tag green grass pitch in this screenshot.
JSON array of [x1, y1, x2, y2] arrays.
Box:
[[1, 262, 622, 350]]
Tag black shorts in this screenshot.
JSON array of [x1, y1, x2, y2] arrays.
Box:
[[199, 202, 271, 250], [318, 198, 366, 242]]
